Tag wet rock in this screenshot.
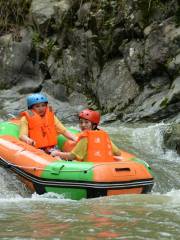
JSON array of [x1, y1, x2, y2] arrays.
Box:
[[123, 90, 170, 122], [164, 123, 180, 155], [122, 73, 172, 122], [101, 113, 118, 124]]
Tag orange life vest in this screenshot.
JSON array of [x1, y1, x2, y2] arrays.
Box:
[[21, 107, 57, 148], [78, 130, 114, 162]]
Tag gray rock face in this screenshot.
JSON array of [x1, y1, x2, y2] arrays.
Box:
[[123, 40, 145, 79], [30, 0, 55, 26], [144, 20, 180, 75], [95, 59, 139, 112], [47, 29, 101, 95], [167, 77, 180, 103], [168, 53, 180, 75], [0, 31, 35, 88], [0, 0, 179, 153], [30, 0, 72, 28]]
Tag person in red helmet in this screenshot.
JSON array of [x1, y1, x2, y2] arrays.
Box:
[[78, 109, 100, 130], [51, 109, 122, 162]]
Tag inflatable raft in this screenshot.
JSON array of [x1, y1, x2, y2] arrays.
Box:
[[0, 120, 154, 200]]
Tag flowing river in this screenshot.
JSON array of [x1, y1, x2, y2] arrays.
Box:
[[0, 121, 180, 239]]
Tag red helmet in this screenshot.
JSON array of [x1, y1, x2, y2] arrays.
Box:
[[79, 109, 100, 124]]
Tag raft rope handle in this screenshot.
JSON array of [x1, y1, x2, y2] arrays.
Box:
[[0, 158, 84, 172], [0, 156, 130, 173]]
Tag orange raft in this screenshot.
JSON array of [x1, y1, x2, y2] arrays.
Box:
[[0, 121, 154, 200]]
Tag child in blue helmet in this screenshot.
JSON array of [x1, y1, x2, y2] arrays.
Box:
[[19, 93, 77, 153]]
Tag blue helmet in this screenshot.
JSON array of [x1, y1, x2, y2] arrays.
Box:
[[27, 93, 48, 109]]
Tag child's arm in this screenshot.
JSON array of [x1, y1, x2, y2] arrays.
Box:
[[51, 150, 75, 160]]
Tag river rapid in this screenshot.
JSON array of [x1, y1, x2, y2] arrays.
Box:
[[0, 121, 180, 239]]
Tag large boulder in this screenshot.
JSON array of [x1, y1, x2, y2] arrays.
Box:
[[144, 19, 180, 75], [0, 29, 40, 89], [123, 75, 180, 122], [95, 59, 139, 112], [30, 0, 74, 31]]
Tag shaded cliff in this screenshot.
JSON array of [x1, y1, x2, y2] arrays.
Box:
[[0, 0, 180, 152]]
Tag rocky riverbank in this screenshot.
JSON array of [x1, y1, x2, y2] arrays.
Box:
[[0, 0, 179, 154]]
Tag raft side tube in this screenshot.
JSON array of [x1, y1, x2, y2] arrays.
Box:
[[0, 120, 154, 199]]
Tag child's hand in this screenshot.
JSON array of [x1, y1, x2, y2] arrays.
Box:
[[25, 137, 35, 146], [50, 150, 61, 157], [114, 156, 123, 161], [73, 136, 78, 141]]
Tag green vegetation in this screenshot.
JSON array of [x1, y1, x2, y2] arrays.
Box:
[[32, 31, 56, 61], [160, 97, 169, 108], [137, 0, 167, 26], [91, 0, 119, 29], [32, 32, 42, 48], [175, 6, 180, 26], [0, 0, 31, 36]]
